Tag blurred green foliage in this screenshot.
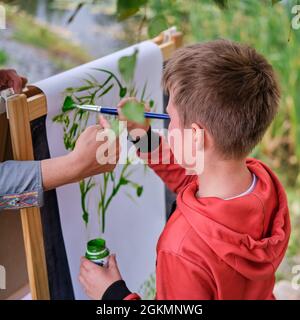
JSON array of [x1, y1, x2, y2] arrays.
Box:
[[184, 0, 300, 189], [4, 4, 90, 68], [0, 50, 8, 66]]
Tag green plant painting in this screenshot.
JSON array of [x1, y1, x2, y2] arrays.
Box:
[[139, 272, 156, 300], [53, 49, 153, 234]]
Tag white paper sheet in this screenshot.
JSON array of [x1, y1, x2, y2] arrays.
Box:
[[35, 41, 165, 299]]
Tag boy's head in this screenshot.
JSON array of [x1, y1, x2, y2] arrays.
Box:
[[163, 39, 280, 161]]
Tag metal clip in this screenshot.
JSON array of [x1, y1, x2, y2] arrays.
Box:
[[162, 26, 177, 43], [0, 88, 16, 118]]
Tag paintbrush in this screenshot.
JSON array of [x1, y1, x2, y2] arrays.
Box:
[[74, 104, 170, 120]]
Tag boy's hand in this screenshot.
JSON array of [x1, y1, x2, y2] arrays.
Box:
[[79, 255, 122, 300], [117, 97, 150, 140]]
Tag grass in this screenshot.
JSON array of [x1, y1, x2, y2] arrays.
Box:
[[4, 3, 91, 69]]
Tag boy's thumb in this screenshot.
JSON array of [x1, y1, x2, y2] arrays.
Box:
[[98, 115, 111, 130], [108, 254, 117, 269]]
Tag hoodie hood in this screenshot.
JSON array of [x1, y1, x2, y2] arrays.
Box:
[[177, 158, 290, 281]]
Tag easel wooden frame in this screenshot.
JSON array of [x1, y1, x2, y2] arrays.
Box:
[[4, 31, 183, 300]]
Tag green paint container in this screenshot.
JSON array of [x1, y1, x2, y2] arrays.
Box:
[[85, 238, 109, 267]]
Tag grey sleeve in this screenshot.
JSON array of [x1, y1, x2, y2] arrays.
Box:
[[0, 160, 44, 210]]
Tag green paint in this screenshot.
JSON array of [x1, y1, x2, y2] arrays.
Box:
[[85, 238, 110, 266], [62, 96, 76, 112]]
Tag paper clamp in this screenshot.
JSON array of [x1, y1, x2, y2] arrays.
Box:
[[0, 88, 16, 118]]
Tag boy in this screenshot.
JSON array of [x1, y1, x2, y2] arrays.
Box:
[[79, 39, 290, 300]]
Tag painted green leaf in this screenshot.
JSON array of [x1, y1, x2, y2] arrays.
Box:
[[136, 186, 143, 197], [120, 176, 129, 185], [98, 84, 114, 98], [148, 15, 169, 38], [86, 179, 96, 193], [70, 123, 79, 138], [74, 85, 95, 92], [122, 100, 145, 124], [52, 114, 64, 123], [65, 87, 75, 93], [82, 212, 88, 225], [109, 172, 115, 182], [140, 81, 147, 102], [62, 96, 76, 112], [70, 141, 76, 150], [116, 0, 148, 21], [102, 74, 113, 88], [118, 49, 138, 84], [130, 87, 137, 97], [64, 137, 71, 150], [120, 87, 127, 98], [79, 180, 85, 193], [149, 99, 154, 108], [63, 115, 70, 128]]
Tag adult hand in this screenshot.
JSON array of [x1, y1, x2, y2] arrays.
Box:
[[0, 69, 28, 93], [41, 117, 120, 190], [69, 118, 120, 180]]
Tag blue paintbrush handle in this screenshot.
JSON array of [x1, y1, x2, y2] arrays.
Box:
[[100, 107, 170, 120]]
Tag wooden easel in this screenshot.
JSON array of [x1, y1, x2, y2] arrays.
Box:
[[3, 30, 183, 300]]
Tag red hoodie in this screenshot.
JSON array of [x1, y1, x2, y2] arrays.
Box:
[[125, 145, 290, 300]]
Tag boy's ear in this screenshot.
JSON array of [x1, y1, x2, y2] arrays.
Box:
[[191, 123, 204, 150]]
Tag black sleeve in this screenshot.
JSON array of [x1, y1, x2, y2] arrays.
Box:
[[128, 127, 161, 153], [101, 280, 132, 300]]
